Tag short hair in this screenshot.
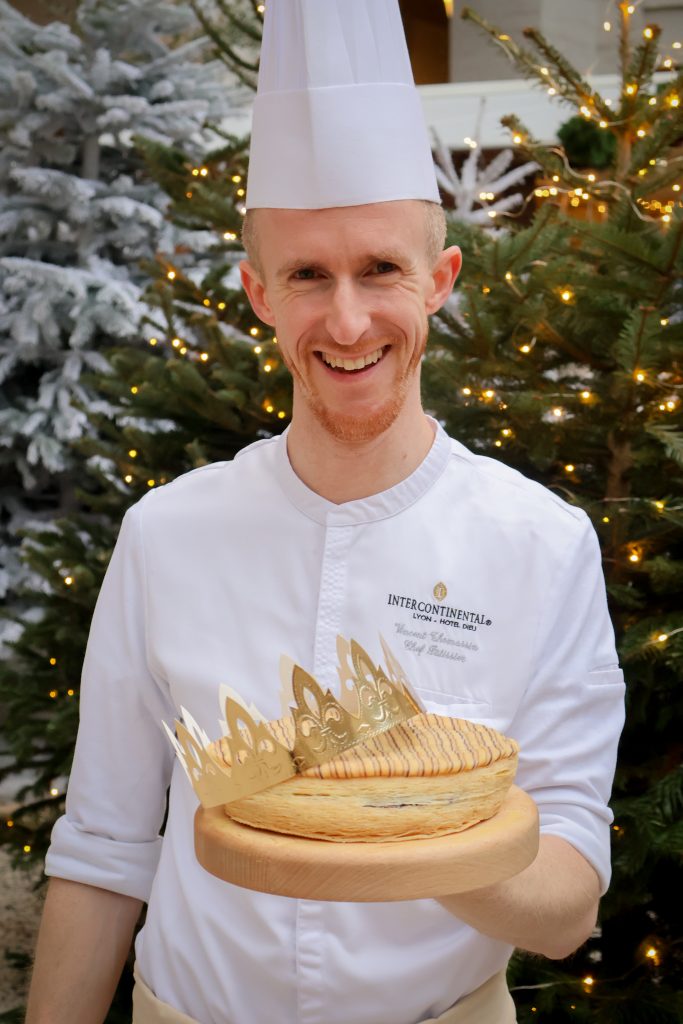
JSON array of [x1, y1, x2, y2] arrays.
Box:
[[241, 200, 446, 278]]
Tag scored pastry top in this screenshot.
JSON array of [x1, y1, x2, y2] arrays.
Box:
[[211, 713, 519, 781]]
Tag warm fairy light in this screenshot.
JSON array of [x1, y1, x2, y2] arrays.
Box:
[[149, 337, 158, 346], [643, 26, 654, 39], [656, 633, 668, 643], [23, 845, 31, 853], [67, 688, 74, 696], [625, 83, 637, 96], [581, 390, 592, 400], [520, 344, 531, 353], [50, 787, 59, 796], [552, 175, 560, 182], [662, 214, 671, 224], [513, 134, 523, 144], [565, 464, 575, 473], [49, 657, 56, 666], [249, 327, 260, 337], [231, 174, 242, 183], [637, 128, 646, 137], [185, 191, 192, 199], [257, 2, 265, 11], [627, 3, 635, 12], [673, 185, 681, 192], [638, 169, 647, 176], [580, 105, 592, 118], [128, 449, 138, 457], [64, 576, 73, 586], [494, 440, 502, 447], [167, 270, 176, 280], [603, 20, 611, 30], [223, 231, 237, 241], [179, 347, 187, 355], [264, 364, 273, 373], [654, 501, 665, 510], [560, 288, 574, 302], [124, 474, 133, 484], [203, 298, 211, 307], [191, 168, 199, 177], [505, 271, 513, 281], [130, 386, 138, 395], [147, 479, 155, 488], [629, 551, 641, 563], [665, 400, 677, 410], [278, 411, 286, 419], [587, 173, 596, 182], [254, 345, 263, 355], [6, 820, 13, 828], [662, 58, 673, 69], [598, 203, 606, 214], [488, 210, 497, 219], [265, 404, 274, 413], [501, 428, 512, 437], [583, 975, 595, 987], [172, 338, 181, 348], [602, 516, 610, 523], [648, 96, 657, 106], [200, 353, 209, 362], [548, 87, 556, 96], [498, 34, 510, 41], [540, 66, 549, 75], [200, 167, 208, 177], [482, 285, 491, 294], [49, 689, 58, 698], [483, 389, 496, 399], [218, 302, 226, 310], [634, 370, 646, 382], [462, 387, 472, 395], [552, 407, 564, 418]]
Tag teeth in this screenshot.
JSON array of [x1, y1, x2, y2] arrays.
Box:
[[320, 347, 384, 371]]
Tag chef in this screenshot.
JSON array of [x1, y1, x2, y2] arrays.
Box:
[[27, 2, 625, 1023]]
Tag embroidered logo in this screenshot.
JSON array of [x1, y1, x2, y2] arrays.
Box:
[[433, 581, 447, 601]]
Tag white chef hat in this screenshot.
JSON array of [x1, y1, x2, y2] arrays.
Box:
[[246, 0, 440, 210]]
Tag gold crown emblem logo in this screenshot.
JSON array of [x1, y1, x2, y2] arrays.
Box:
[[163, 636, 422, 809]]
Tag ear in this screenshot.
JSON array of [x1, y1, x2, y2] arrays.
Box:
[[425, 245, 462, 316], [239, 260, 276, 327]]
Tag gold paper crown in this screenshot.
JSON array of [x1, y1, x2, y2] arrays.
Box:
[[163, 635, 422, 809]]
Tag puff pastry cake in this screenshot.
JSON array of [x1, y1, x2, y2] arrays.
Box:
[[210, 713, 519, 843]]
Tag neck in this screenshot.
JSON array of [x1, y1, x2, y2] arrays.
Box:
[[285, 395, 436, 504]]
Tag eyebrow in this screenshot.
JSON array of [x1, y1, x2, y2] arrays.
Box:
[[275, 249, 411, 281]]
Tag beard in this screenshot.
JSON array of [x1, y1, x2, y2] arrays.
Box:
[[284, 325, 428, 445]]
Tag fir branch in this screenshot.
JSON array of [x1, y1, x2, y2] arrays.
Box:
[[521, 27, 612, 120], [646, 424, 683, 466]]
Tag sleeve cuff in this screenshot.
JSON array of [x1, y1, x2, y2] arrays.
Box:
[[538, 804, 612, 895], [44, 814, 163, 902]]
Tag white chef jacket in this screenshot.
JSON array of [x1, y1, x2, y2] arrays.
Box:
[[45, 420, 625, 1024]]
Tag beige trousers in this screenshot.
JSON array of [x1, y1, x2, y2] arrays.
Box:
[[132, 963, 517, 1024]]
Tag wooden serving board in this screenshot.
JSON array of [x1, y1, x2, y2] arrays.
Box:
[[194, 785, 539, 901]]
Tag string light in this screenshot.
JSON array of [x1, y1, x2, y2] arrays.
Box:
[[200, 353, 209, 362], [602, 516, 610, 523], [254, 345, 263, 354], [581, 390, 592, 400], [223, 231, 237, 241], [49, 690, 58, 698], [149, 337, 158, 346], [552, 406, 565, 418], [505, 271, 513, 281], [265, 403, 274, 413], [249, 327, 260, 337], [603, 20, 611, 31], [218, 302, 226, 310], [130, 386, 138, 395], [501, 428, 513, 437], [49, 657, 56, 666], [67, 689, 75, 697], [147, 479, 156, 488], [6, 820, 13, 828], [128, 449, 138, 457], [482, 285, 491, 294], [203, 299, 211, 307], [179, 347, 187, 355], [50, 787, 59, 796], [648, 96, 657, 106], [277, 411, 287, 419], [167, 270, 176, 281], [23, 845, 31, 854], [64, 576, 73, 586], [654, 501, 665, 510], [583, 975, 595, 988], [637, 128, 646, 138], [625, 83, 638, 96], [560, 288, 574, 303], [629, 550, 641, 563], [634, 370, 646, 382], [565, 463, 575, 473], [200, 167, 208, 177], [520, 344, 531, 353], [124, 474, 133, 484], [643, 26, 654, 40], [483, 389, 496, 399], [231, 174, 242, 183], [462, 387, 472, 395], [656, 633, 668, 643], [172, 338, 181, 348]]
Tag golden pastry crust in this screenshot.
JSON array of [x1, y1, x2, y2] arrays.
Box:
[[210, 713, 519, 843]]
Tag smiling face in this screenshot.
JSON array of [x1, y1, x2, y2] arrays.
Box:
[[240, 201, 460, 445]]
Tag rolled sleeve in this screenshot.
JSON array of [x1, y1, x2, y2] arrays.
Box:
[[44, 500, 176, 902], [510, 517, 625, 894]]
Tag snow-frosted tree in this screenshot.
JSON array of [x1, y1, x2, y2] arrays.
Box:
[[0, 0, 238, 643]]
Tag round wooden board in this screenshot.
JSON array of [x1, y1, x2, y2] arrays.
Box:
[[194, 785, 539, 901]]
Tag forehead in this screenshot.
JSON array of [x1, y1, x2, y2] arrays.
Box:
[[254, 200, 426, 273]]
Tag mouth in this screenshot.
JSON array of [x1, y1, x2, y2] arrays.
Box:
[[315, 346, 388, 375]]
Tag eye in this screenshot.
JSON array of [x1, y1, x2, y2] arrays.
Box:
[[374, 261, 398, 275], [292, 267, 318, 280]]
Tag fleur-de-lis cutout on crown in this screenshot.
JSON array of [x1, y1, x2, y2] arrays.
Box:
[[164, 636, 422, 809]]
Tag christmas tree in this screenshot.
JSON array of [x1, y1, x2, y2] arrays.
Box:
[[0, 0, 233, 650], [423, 6, 682, 1020]]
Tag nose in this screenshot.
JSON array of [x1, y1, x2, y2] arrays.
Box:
[[324, 278, 372, 348]]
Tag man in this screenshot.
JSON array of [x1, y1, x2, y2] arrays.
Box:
[[26, 2, 625, 1023]]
